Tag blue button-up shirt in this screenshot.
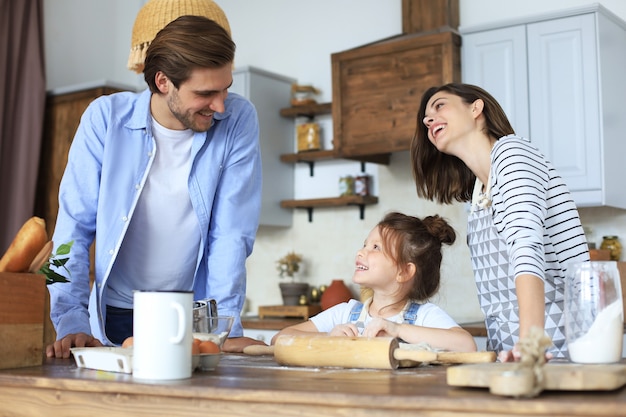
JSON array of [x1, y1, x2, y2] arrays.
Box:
[[48, 88, 261, 344]]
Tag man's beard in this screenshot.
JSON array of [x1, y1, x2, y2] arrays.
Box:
[[167, 92, 213, 133]]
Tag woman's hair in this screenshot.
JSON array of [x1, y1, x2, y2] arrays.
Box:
[[378, 212, 456, 301], [410, 83, 514, 204], [143, 15, 235, 93]]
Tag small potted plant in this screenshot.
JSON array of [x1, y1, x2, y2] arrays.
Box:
[[276, 251, 308, 306]]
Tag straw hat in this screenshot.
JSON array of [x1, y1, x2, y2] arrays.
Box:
[[127, 0, 231, 73]]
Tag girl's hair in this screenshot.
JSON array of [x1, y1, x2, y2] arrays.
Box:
[[410, 83, 514, 204], [144, 15, 236, 93], [378, 212, 456, 301]]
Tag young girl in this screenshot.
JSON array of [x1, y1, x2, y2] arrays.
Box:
[[272, 212, 477, 352], [411, 83, 589, 361]]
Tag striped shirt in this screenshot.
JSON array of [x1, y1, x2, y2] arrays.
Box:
[[490, 135, 589, 280], [467, 135, 589, 357]]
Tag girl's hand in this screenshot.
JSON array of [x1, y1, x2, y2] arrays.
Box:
[[362, 318, 399, 338], [329, 323, 359, 337]]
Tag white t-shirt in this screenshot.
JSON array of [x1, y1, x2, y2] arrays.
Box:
[[310, 298, 460, 333], [106, 118, 201, 308]]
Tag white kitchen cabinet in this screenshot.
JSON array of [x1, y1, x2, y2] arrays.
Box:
[[230, 66, 296, 226], [461, 5, 626, 209]]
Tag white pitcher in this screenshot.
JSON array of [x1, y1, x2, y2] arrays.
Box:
[[132, 290, 193, 379]]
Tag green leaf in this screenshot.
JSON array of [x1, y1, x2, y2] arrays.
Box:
[[38, 240, 73, 285], [51, 258, 69, 267], [44, 270, 70, 285], [55, 240, 74, 256]]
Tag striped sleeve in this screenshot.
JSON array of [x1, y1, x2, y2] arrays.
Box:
[[490, 136, 588, 281]]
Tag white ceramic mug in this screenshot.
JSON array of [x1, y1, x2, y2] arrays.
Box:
[[132, 291, 193, 380], [564, 261, 624, 363]]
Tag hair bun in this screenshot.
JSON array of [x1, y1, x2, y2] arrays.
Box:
[[423, 215, 456, 246]]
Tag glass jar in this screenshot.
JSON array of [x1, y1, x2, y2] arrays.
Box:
[[354, 175, 370, 196], [296, 122, 321, 152], [600, 236, 622, 261], [339, 176, 355, 196]]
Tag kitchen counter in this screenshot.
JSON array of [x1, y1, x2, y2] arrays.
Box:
[[2, 355, 626, 416]]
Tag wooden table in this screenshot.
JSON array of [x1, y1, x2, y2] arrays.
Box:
[[2, 355, 626, 416]]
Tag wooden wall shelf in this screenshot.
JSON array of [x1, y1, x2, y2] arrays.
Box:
[[280, 150, 390, 176], [280, 102, 332, 118], [280, 195, 378, 222], [280, 149, 335, 162], [279, 102, 390, 175], [278, 103, 382, 221]]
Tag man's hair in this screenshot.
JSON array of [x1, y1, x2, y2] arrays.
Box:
[[144, 15, 235, 93]]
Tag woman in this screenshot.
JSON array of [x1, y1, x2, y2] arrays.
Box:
[[411, 83, 589, 360], [272, 212, 476, 353]]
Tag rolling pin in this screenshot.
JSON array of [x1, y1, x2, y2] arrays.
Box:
[[248, 335, 495, 369]]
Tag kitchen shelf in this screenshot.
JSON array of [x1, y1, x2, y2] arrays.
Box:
[[280, 102, 391, 175], [280, 102, 332, 118], [278, 103, 383, 220], [280, 150, 390, 175], [280, 195, 378, 222], [280, 149, 336, 162]]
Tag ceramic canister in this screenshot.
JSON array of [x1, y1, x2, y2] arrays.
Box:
[[320, 279, 353, 310]]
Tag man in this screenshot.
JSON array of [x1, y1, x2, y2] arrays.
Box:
[[47, 15, 264, 358]]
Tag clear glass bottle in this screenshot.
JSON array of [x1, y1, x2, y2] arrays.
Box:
[[600, 235, 622, 261]]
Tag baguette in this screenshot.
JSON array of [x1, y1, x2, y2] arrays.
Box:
[[0, 216, 49, 273], [28, 240, 54, 273]]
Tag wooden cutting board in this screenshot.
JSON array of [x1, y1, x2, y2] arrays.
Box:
[[447, 362, 626, 394]]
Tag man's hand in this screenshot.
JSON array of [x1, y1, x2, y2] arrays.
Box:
[[46, 333, 103, 359]]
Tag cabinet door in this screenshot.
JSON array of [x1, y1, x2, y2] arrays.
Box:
[[527, 14, 601, 194], [462, 25, 529, 138], [230, 68, 295, 227]]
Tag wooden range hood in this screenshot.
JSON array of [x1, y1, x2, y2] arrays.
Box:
[[331, 0, 461, 158]]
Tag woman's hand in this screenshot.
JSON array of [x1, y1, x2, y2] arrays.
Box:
[[497, 344, 553, 362], [497, 348, 521, 362]]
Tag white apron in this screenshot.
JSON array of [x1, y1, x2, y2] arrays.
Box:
[[466, 178, 566, 358]]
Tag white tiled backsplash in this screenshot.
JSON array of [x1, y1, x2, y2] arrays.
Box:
[[578, 206, 626, 252], [245, 152, 626, 326]]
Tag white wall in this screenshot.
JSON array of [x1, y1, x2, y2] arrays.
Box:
[[43, 0, 145, 91], [43, 0, 626, 324]]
